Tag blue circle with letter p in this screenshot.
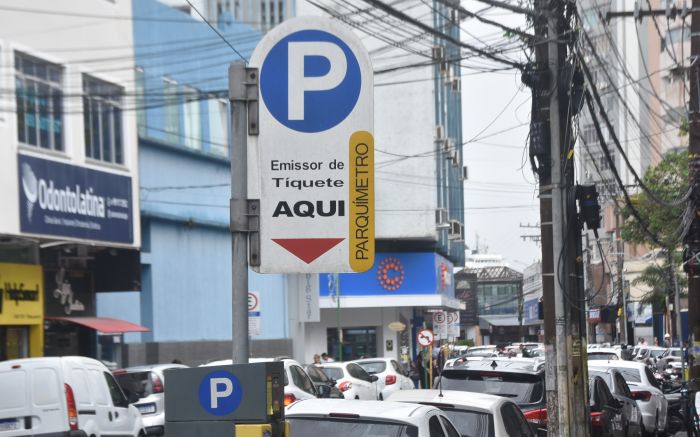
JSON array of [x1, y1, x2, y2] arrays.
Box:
[[260, 29, 362, 133], [198, 371, 243, 416]]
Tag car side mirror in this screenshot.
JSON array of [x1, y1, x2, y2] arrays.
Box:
[[370, 375, 379, 382], [316, 385, 332, 398], [330, 378, 337, 387]]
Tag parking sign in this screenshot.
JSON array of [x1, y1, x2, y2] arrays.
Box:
[[249, 17, 374, 273]]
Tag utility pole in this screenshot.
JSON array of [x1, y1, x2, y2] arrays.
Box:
[[615, 212, 628, 345], [687, 0, 700, 380]]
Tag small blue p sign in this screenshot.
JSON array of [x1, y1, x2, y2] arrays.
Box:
[[198, 370, 243, 416]]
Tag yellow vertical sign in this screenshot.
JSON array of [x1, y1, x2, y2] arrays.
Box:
[[0, 263, 45, 357], [349, 131, 375, 272]]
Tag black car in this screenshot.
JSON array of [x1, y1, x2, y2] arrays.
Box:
[[589, 368, 643, 437], [590, 375, 626, 437], [304, 364, 342, 398], [436, 358, 547, 428]]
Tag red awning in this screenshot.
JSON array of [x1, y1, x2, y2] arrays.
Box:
[[46, 316, 150, 334]]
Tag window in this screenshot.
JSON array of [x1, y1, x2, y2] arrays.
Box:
[[261, 1, 267, 26], [103, 372, 129, 408], [428, 416, 446, 437], [279, 1, 284, 22], [290, 366, 315, 395], [439, 416, 460, 437], [269, 0, 275, 24], [208, 97, 228, 156], [83, 75, 124, 164], [501, 403, 534, 437], [183, 86, 201, 149], [15, 52, 63, 151], [615, 373, 632, 398], [163, 77, 179, 144], [135, 67, 146, 135]]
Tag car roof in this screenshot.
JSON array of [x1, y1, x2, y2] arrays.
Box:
[[353, 358, 392, 364], [588, 360, 646, 370], [450, 358, 544, 374], [587, 348, 620, 354], [118, 364, 188, 373], [200, 358, 299, 367], [387, 389, 508, 413], [286, 399, 439, 425]]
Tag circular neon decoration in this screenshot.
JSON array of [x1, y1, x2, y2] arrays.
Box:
[[377, 257, 405, 291]]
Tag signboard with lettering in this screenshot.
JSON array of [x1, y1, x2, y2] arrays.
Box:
[[249, 16, 374, 273], [0, 263, 43, 325], [248, 291, 261, 337], [18, 154, 134, 244], [297, 274, 320, 322], [433, 311, 447, 338]]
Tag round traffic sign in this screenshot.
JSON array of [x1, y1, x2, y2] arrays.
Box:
[[417, 329, 434, 347], [247, 293, 259, 311]]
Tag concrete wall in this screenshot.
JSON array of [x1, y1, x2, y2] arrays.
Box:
[[122, 338, 293, 367]]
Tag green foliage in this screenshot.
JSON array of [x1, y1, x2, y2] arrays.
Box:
[[620, 151, 689, 250], [619, 151, 689, 311], [456, 339, 475, 347]]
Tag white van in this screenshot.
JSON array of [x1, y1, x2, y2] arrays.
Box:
[[0, 356, 145, 437]]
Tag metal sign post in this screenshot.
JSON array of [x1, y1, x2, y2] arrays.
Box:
[[229, 63, 259, 364]]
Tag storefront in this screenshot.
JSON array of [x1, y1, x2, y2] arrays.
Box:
[[296, 252, 463, 363], [0, 263, 44, 360]]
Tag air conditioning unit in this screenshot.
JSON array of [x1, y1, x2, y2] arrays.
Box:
[[451, 151, 459, 166], [448, 220, 464, 240], [444, 138, 454, 152], [451, 78, 461, 91], [435, 125, 446, 141], [461, 165, 469, 180], [432, 45, 445, 60], [435, 208, 449, 228]]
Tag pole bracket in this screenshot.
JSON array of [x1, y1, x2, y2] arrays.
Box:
[[229, 198, 261, 266], [228, 65, 259, 136]]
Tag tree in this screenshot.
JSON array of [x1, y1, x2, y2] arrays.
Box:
[[620, 151, 689, 310]]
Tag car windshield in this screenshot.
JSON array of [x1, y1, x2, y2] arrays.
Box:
[[306, 366, 331, 383], [650, 349, 667, 358], [671, 350, 682, 357], [442, 409, 493, 437], [466, 350, 495, 357], [615, 368, 642, 383], [287, 418, 417, 437], [114, 371, 154, 400], [320, 367, 344, 381], [588, 353, 618, 361], [357, 361, 387, 375], [439, 370, 544, 406]]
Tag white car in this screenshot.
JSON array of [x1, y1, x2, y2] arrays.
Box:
[[589, 360, 668, 434], [445, 345, 499, 368], [353, 358, 414, 400], [0, 356, 145, 437], [113, 363, 188, 436], [200, 358, 318, 405], [388, 389, 539, 437], [286, 399, 461, 437], [588, 347, 623, 361], [317, 362, 379, 400]]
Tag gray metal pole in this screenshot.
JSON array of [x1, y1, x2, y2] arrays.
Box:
[[229, 62, 249, 364]]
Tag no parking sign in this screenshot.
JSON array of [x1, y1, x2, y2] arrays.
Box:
[[249, 17, 374, 274]]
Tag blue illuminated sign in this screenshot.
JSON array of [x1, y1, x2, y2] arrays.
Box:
[[260, 29, 361, 133], [18, 154, 133, 244], [320, 252, 455, 297]]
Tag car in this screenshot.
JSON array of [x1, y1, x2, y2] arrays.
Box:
[[589, 375, 626, 437], [589, 360, 668, 435], [588, 348, 624, 361], [656, 347, 682, 369], [445, 345, 499, 368], [200, 357, 319, 405], [353, 357, 414, 400], [113, 363, 188, 436], [435, 358, 547, 428], [316, 362, 380, 400], [285, 399, 462, 437], [589, 368, 643, 436], [388, 389, 542, 437], [634, 347, 667, 365], [0, 356, 145, 437], [303, 364, 342, 398]]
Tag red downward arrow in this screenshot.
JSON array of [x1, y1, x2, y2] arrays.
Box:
[[272, 238, 344, 264]]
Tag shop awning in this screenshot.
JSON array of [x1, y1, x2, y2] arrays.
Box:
[[46, 316, 150, 334]]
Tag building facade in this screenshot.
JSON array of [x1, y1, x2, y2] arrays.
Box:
[[93, 0, 295, 367], [0, 0, 143, 360]]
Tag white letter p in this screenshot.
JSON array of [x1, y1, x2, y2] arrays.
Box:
[[209, 378, 233, 409], [288, 41, 347, 121]]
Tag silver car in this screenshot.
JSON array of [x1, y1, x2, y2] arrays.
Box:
[[113, 363, 188, 436], [589, 361, 667, 435]]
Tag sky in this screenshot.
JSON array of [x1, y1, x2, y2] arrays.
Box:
[[459, 1, 541, 270]]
